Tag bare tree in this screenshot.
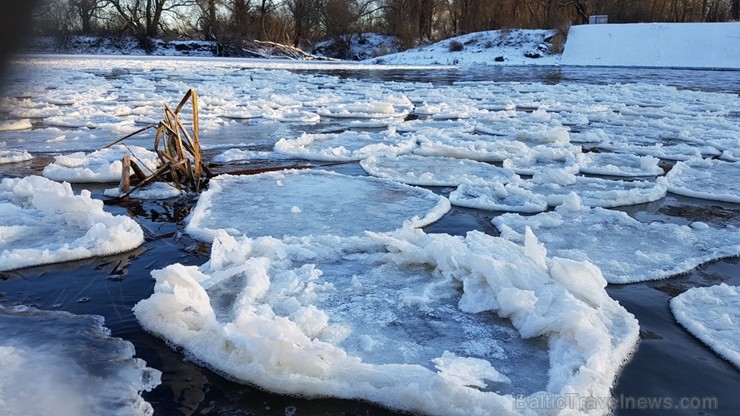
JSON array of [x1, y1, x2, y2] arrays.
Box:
[[70, 0, 108, 33], [285, 0, 321, 46], [195, 0, 224, 38], [227, 0, 251, 36], [106, 0, 194, 38]]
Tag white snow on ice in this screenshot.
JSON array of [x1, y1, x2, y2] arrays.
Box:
[[185, 170, 450, 241], [492, 194, 740, 283], [0, 305, 160, 416], [0, 175, 145, 272], [670, 283, 740, 369], [135, 225, 638, 416]]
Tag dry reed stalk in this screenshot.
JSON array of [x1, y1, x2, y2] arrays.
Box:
[[104, 89, 211, 201]]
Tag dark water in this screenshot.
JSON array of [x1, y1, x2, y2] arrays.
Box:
[[1, 65, 739, 416], [300, 65, 740, 94]]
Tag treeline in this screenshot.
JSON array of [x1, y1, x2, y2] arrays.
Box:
[[34, 0, 740, 53]]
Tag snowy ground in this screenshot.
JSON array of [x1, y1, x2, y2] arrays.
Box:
[[0, 44, 739, 415], [368, 29, 559, 66], [562, 22, 740, 69]]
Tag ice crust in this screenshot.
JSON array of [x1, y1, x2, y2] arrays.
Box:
[[42, 144, 159, 183], [493, 195, 740, 283], [185, 170, 450, 241], [665, 158, 740, 203], [0, 305, 161, 416], [0, 175, 145, 271], [135, 226, 638, 416], [670, 284, 740, 369]]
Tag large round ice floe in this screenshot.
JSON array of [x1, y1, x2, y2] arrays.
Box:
[[274, 129, 416, 161], [185, 170, 450, 241], [42, 144, 159, 183], [0, 305, 161, 416], [665, 158, 740, 203], [670, 284, 740, 369], [0, 175, 145, 271], [493, 194, 740, 283], [134, 225, 638, 416], [451, 173, 667, 213], [360, 154, 519, 187]]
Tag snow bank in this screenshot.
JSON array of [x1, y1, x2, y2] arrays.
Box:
[[0, 305, 160, 416], [185, 170, 450, 241], [0, 175, 145, 271], [135, 225, 638, 416], [562, 22, 740, 69], [493, 194, 740, 283], [370, 29, 559, 66], [670, 284, 740, 369]]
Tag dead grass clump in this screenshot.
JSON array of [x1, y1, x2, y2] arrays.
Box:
[[104, 89, 211, 200], [448, 40, 464, 52]]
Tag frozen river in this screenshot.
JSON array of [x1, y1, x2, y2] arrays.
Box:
[[0, 55, 739, 416]]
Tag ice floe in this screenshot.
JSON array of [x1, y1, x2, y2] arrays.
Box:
[[42, 144, 159, 183], [0, 150, 33, 164], [492, 194, 740, 283], [451, 173, 667, 212], [670, 284, 740, 369], [579, 152, 664, 177], [665, 158, 740, 203], [0, 305, 161, 416], [135, 225, 638, 416], [502, 153, 581, 176], [413, 129, 533, 162], [317, 102, 410, 119], [0, 119, 33, 132], [213, 148, 297, 163], [360, 154, 518, 187], [185, 170, 450, 241], [274, 129, 416, 161], [0, 175, 145, 271], [103, 182, 183, 200]]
